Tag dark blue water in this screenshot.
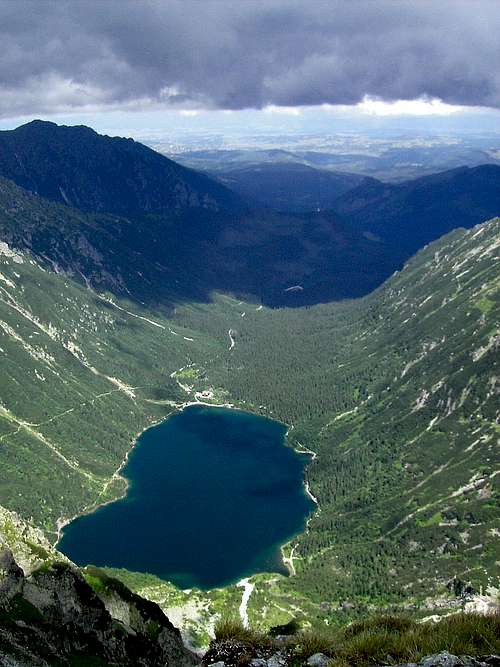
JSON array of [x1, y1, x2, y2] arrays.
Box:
[[58, 405, 313, 589]]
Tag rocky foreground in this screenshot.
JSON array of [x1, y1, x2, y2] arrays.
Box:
[[1, 505, 499, 666], [0, 548, 198, 666], [1, 546, 499, 666], [203, 646, 500, 667]]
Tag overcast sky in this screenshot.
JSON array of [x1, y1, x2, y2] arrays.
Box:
[[1, 0, 500, 134]]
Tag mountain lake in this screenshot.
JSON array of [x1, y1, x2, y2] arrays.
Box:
[[58, 405, 314, 589]]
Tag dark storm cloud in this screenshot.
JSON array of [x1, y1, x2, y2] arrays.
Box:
[[1, 0, 500, 117]]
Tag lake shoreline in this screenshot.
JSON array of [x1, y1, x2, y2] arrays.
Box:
[[54, 399, 239, 545], [56, 400, 316, 587], [281, 427, 320, 576]]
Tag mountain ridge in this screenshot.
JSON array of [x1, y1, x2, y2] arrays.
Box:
[[0, 168, 395, 308], [0, 120, 245, 217], [1, 121, 499, 309], [334, 164, 500, 253]]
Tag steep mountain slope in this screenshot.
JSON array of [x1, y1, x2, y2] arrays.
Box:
[[0, 175, 219, 306], [0, 173, 395, 308], [208, 219, 499, 606], [334, 165, 500, 253], [0, 120, 244, 216], [0, 233, 233, 531]]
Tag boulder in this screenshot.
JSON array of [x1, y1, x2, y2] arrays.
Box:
[[267, 654, 288, 666], [307, 653, 331, 666]]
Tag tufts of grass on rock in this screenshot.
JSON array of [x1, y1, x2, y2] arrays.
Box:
[[330, 612, 500, 667], [207, 613, 500, 666]]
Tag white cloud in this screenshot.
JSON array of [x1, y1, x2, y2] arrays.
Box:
[[356, 96, 466, 116], [263, 105, 302, 116], [178, 109, 200, 117]]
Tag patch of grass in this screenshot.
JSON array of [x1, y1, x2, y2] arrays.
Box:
[[330, 613, 500, 667], [176, 366, 199, 380], [208, 618, 278, 666], [83, 572, 107, 594], [210, 613, 500, 666], [83, 566, 132, 598], [343, 614, 415, 638], [416, 511, 443, 527], [475, 297, 495, 315], [291, 629, 335, 662], [146, 620, 161, 640], [2, 594, 44, 625], [32, 561, 72, 577], [214, 617, 264, 645], [26, 541, 52, 561]]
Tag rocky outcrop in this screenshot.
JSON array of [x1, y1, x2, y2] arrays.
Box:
[[0, 550, 24, 604], [0, 548, 199, 666], [391, 653, 500, 667], [202, 638, 331, 666], [202, 647, 500, 667], [0, 505, 67, 576]]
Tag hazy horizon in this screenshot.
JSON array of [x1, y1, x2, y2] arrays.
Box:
[[1, 1, 499, 145]]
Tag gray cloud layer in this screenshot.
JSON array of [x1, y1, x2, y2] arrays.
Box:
[[1, 0, 500, 117]]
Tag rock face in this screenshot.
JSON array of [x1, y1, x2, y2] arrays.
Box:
[[0, 548, 199, 666], [0, 550, 24, 603]]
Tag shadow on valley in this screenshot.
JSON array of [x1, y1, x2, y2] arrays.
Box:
[[1, 121, 499, 310]]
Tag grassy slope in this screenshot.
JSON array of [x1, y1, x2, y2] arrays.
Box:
[[0, 241, 234, 532], [0, 219, 498, 638]]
